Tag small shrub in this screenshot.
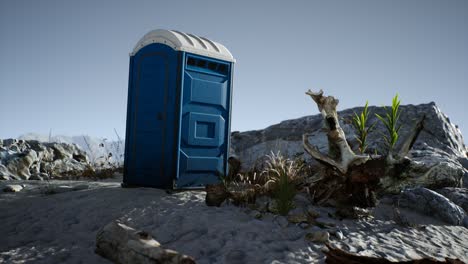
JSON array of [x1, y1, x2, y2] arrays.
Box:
[[263, 152, 303, 215], [352, 101, 375, 154], [376, 94, 402, 151]]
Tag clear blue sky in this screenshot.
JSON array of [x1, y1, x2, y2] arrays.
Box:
[[1, 0, 467, 140]]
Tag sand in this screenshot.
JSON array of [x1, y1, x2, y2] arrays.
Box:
[[0, 178, 467, 263]]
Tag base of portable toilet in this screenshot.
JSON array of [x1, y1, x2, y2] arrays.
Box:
[[123, 29, 235, 189]]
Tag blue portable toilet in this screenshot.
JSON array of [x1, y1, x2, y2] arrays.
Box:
[[123, 29, 235, 189]]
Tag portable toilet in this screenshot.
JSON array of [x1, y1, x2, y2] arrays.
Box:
[[123, 29, 235, 189]]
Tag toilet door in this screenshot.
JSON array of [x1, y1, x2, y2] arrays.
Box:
[[124, 43, 179, 188], [177, 54, 231, 188]]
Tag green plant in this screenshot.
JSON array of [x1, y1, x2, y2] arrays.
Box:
[[352, 101, 375, 154], [375, 94, 402, 151], [263, 152, 303, 215]]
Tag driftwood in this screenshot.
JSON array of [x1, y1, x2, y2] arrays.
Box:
[[324, 244, 465, 264], [95, 221, 195, 264], [304, 90, 369, 174], [303, 90, 425, 207]]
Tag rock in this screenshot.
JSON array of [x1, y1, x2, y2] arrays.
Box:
[[29, 162, 40, 175], [305, 231, 329, 243], [436, 187, 468, 212], [230, 103, 467, 190], [49, 143, 74, 160], [96, 221, 195, 264], [3, 184, 24, 192], [0, 138, 92, 180], [73, 152, 88, 163], [398, 187, 465, 225], [0, 139, 3, 146], [3, 138, 17, 148], [0, 164, 12, 180], [274, 216, 289, 228], [27, 140, 54, 161], [464, 171, 468, 188], [306, 207, 320, 219], [458, 157, 468, 170], [9, 145, 19, 152], [287, 214, 308, 224], [5, 150, 38, 179], [43, 159, 88, 176]]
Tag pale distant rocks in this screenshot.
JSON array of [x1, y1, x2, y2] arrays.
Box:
[[0, 139, 90, 180]]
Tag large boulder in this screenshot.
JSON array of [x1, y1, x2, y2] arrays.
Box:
[[231, 103, 467, 189], [398, 187, 466, 226]]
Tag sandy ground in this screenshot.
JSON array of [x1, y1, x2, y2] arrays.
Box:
[[0, 178, 467, 264]]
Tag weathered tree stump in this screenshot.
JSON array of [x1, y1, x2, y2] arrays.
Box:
[[303, 90, 425, 208]]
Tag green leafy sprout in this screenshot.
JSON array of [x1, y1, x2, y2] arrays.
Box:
[[375, 94, 402, 150], [352, 101, 375, 154]]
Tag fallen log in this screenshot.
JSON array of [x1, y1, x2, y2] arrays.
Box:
[[95, 221, 195, 264]]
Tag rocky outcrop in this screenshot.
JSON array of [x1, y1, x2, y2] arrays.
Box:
[[95, 221, 195, 264], [0, 139, 90, 180], [231, 103, 468, 189]]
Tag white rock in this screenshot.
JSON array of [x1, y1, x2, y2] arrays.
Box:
[[305, 231, 329, 243], [3, 184, 24, 192]]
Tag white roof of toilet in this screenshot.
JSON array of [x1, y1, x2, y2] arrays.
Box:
[[131, 29, 235, 62]]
